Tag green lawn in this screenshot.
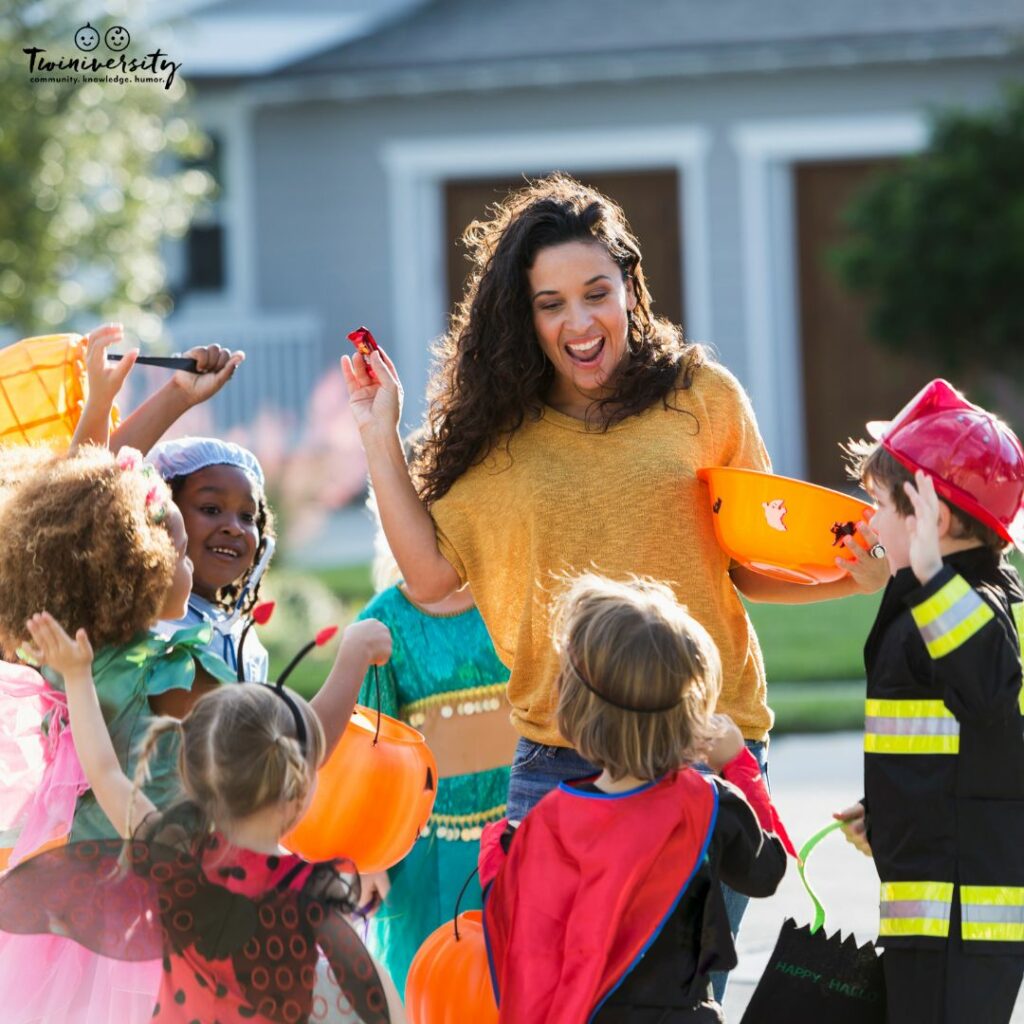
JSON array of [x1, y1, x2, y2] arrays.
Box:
[[745, 590, 880, 682]]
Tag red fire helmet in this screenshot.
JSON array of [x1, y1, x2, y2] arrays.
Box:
[[867, 379, 1024, 547]]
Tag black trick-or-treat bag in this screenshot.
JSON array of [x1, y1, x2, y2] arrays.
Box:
[[740, 820, 886, 1024]]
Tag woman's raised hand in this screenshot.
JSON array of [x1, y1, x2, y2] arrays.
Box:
[[340, 346, 403, 438]]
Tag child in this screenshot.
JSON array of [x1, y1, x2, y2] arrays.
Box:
[[835, 379, 1024, 1024], [0, 609, 403, 1024], [478, 573, 793, 1023], [148, 435, 276, 689], [354, 476, 516, 995], [0, 445, 221, 1022], [72, 323, 275, 693], [0, 445, 221, 849]]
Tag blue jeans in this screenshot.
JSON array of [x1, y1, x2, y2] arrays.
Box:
[[696, 738, 769, 1002], [505, 737, 598, 823], [505, 737, 769, 1005]]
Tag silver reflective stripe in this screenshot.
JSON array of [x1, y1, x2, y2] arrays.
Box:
[[916, 591, 986, 646], [864, 716, 960, 737], [880, 899, 953, 921], [962, 905, 1024, 925]]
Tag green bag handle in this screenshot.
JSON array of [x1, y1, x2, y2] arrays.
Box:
[[797, 819, 845, 934]]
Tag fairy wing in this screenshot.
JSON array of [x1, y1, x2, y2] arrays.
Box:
[[0, 840, 390, 1024], [0, 839, 162, 959]]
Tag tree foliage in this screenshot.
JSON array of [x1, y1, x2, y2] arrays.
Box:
[[832, 87, 1024, 376], [0, 1, 212, 342]]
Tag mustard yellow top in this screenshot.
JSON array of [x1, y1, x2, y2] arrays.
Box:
[[432, 361, 774, 746]]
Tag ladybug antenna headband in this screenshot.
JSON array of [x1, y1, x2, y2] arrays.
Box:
[[237, 603, 339, 755]]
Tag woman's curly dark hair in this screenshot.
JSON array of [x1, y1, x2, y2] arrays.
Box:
[[0, 445, 176, 651], [418, 173, 705, 505], [165, 474, 276, 616]]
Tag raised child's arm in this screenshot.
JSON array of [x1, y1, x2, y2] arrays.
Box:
[[25, 612, 155, 837], [310, 618, 393, 758], [70, 323, 138, 452], [110, 344, 245, 454]]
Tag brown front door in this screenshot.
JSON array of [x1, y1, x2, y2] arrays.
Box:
[[795, 159, 944, 486], [444, 170, 684, 331]]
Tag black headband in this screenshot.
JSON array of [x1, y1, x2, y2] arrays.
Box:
[[567, 651, 684, 714], [258, 681, 308, 755]]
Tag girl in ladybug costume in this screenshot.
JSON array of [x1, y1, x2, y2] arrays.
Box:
[[478, 573, 795, 1023], [837, 379, 1024, 1024]]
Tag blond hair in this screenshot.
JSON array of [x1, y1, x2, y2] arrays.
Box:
[[131, 683, 325, 838], [554, 573, 720, 781]]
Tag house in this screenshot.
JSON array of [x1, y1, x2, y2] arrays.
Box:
[[168, 0, 1024, 484]]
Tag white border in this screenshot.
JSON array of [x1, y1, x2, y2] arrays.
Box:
[[731, 114, 928, 476], [382, 126, 712, 422]]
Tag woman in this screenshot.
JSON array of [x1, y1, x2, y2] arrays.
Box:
[[342, 173, 886, 996]]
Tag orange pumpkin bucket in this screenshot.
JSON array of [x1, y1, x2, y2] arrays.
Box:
[[697, 467, 872, 585], [285, 703, 438, 873], [406, 910, 499, 1024], [0, 334, 116, 447]]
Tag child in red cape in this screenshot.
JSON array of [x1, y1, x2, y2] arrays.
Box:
[[478, 573, 796, 1023]]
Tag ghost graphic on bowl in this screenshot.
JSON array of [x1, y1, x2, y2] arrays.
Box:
[[105, 25, 131, 51], [74, 23, 100, 51], [762, 499, 787, 532]]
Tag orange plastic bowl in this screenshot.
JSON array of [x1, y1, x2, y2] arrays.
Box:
[[406, 911, 499, 1024], [696, 467, 872, 585], [285, 705, 437, 873]]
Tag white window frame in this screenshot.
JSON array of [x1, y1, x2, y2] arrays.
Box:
[[731, 114, 927, 477], [382, 126, 712, 422], [171, 93, 257, 320]]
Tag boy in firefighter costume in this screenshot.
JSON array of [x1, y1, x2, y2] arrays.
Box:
[[478, 574, 794, 1023], [838, 379, 1024, 1024]]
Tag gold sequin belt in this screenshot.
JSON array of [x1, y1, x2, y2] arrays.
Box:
[[400, 683, 519, 779]]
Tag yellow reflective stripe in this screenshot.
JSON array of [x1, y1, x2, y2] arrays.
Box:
[[911, 574, 971, 627], [961, 886, 1024, 906], [881, 881, 953, 902], [962, 922, 1024, 941], [911, 574, 994, 659], [879, 917, 951, 938], [865, 733, 959, 754], [865, 699, 953, 719], [923, 600, 994, 659], [879, 881, 953, 938], [960, 887, 1024, 941]]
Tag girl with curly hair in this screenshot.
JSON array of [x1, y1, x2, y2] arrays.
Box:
[[342, 174, 888, 996], [0, 445, 222, 855]]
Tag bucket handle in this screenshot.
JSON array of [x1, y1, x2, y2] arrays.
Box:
[[797, 819, 845, 934], [452, 866, 479, 942]]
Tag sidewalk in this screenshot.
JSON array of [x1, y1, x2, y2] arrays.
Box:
[[722, 732, 1024, 1022]]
